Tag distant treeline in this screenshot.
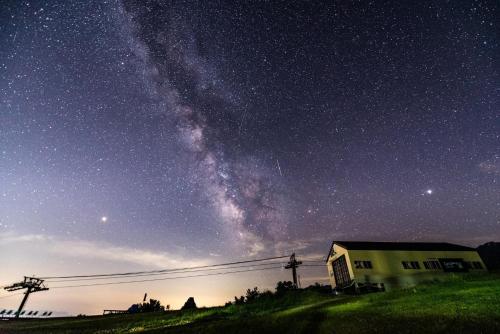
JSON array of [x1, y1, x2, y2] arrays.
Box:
[[228, 281, 332, 306]]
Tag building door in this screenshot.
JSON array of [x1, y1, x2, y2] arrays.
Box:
[[332, 255, 351, 288]]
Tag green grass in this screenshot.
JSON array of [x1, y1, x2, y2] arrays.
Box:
[[2, 274, 500, 334]]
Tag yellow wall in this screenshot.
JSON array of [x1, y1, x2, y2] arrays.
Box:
[[327, 246, 486, 289]]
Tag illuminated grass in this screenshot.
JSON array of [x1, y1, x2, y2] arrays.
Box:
[[1, 274, 499, 334]]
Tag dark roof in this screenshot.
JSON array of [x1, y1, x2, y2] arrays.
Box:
[[326, 241, 476, 261]]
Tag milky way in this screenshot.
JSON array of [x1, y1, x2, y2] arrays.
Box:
[[118, 0, 289, 255]]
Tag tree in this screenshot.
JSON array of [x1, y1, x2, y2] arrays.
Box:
[[276, 281, 295, 295], [233, 295, 245, 305], [128, 298, 165, 313], [142, 299, 164, 312], [181, 297, 197, 310], [245, 287, 260, 303]]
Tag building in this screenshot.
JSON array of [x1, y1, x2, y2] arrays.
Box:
[[326, 241, 487, 291]]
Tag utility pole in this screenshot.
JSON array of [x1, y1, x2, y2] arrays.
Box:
[[285, 253, 302, 287], [4, 277, 48, 318]]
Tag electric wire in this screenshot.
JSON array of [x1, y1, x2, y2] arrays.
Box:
[[299, 264, 327, 267], [44, 261, 288, 283], [2, 255, 322, 294], [49, 265, 284, 289], [39, 255, 290, 280]]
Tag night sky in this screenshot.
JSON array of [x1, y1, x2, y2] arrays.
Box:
[[1, 0, 499, 314]]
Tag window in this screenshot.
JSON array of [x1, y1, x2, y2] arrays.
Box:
[[402, 261, 420, 269], [423, 260, 442, 270], [463, 261, 483, 270], [439, 258, 468, 272], [472, 261, 483, 269], [354, 260, 373, 269]]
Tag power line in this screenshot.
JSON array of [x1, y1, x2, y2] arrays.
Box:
[[49, 266, 284, 289], [39, 255, 289, 280], [45, 261, 288, 283], [300, 264, 327, 267]]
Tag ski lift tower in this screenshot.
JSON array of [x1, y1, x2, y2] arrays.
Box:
[[4, 277, 49, 319]]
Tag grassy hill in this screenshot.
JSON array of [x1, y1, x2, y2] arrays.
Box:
[[1, 274, 500, 334]]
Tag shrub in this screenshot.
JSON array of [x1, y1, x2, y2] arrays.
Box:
[[276, 281, 295, 295], [128, 299, 166, 313]]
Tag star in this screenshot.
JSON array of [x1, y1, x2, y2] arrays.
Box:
[[1, 0, 498, 315]]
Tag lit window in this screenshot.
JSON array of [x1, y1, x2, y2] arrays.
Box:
[[440, 259, 467, 272]]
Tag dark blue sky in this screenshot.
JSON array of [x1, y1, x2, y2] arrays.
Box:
[[0, 0, 499, 313]]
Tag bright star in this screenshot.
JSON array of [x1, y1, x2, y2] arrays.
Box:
[[426, 189, 433, 195], [101, 216, 108, 223]]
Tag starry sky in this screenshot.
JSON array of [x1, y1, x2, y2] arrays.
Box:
[[1, 0, 499, 314]]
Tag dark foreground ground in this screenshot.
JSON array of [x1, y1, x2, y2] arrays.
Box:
[[1, 274, 500, 334]]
